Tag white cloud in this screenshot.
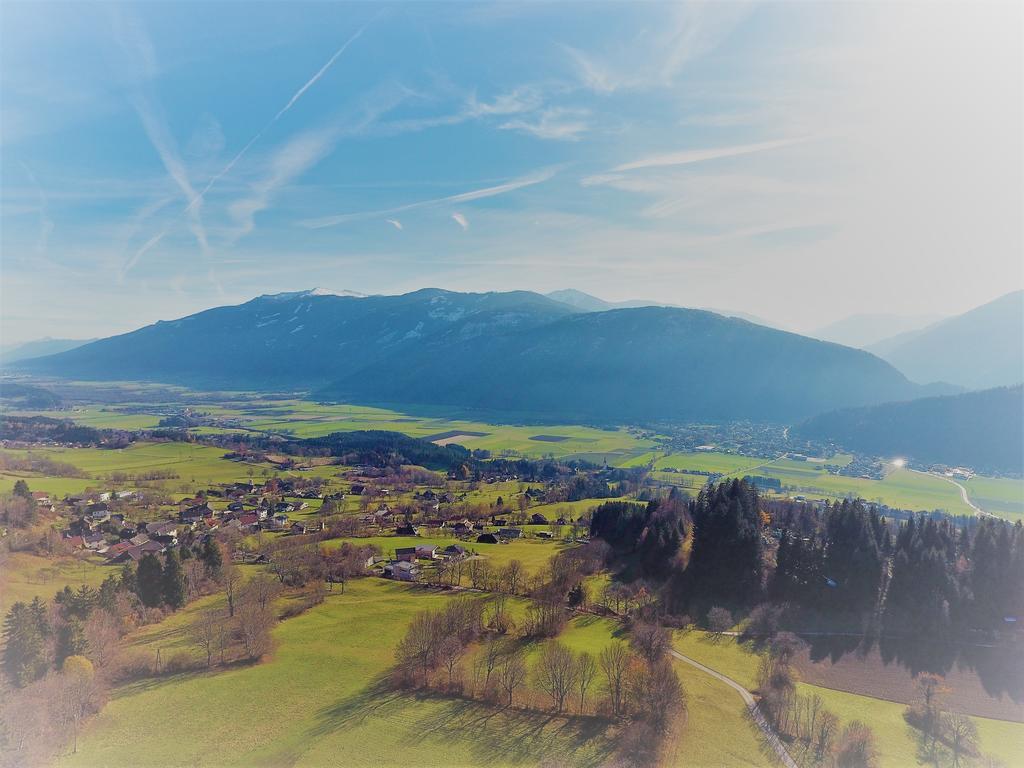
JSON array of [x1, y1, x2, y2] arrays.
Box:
[[500, 107, 590, 141], [451, 213, 469, 230], [386, 218, 403, 230], [611, 137, 807, 173]]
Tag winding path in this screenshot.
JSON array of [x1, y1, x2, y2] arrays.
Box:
[[909, 468, 990, 517], [669, 648, 798, 768]]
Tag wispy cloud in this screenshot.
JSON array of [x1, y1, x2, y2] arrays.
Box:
[[188, 17, 377, 213], [606, 137, 807, 174], [451, 212, 469, 230], [18, 162, 54, 255], [500, 107, 590, 141], [386, 219, 403, 230], [301, 168, 557, 229], [566, 2, 754, 92], [111, 9, 211, 265]]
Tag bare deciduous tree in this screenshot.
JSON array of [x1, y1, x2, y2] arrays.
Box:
[[534, 641, 579, 713]]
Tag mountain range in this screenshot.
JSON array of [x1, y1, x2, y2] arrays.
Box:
[[17, 288, 933, 424], [0, 337, 95, 364], [810, 313, 944, 350], [545, 289, 785, 329], [794, 385, 1023, 474], [867, 290, 1023, 389]]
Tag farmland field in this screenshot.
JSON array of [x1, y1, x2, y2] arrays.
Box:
[[965, 475, 1024, 521]]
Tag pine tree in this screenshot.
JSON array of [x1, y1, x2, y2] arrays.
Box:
[[136, 553, 164, 607], [3, 602, 48, 686], [162, 549, 187, 609], [201, 537, 223, 579]]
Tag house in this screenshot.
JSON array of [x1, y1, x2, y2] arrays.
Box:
[[536, 531, 553, 539], [145, 522, 178, 541], [531, 513, 548, 525], [395, 523, 419, 537], [290, 522, 311, 535], [384, 560, 419, 582], [443, 544, 467, 559], [180, 503, 213, 524], [415, 545, 439, 560], [86, 503, 111, 522], [395, 547, 418, 562], [498, 528, 522, 540], [84, 532, 107, 550], [226, 501, 245, 512], [266, 513, 289, 530], [350, 484, 366, 495], [476, 533, 499, 544], [65, 535, 85, 549], [130, 533, 150, 546], [237, 513, 260, 530]]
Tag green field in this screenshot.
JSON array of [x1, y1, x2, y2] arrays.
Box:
[[0, 551, 110, 615], [672, 632, 1023, 767], [966, 476, 1024, 521], [63, 579, 776, 768]]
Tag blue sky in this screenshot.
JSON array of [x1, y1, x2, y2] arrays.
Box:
[[1, 1, 1021, 343]]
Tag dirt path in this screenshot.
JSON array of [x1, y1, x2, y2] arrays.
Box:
[[669, 648, 798, 768]]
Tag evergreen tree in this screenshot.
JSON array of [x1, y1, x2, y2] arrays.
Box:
[[162, 548, 187, 609], [201, 537, 223, 579], [2, 601, 48, 686], [136, 553, 164, 607], [687, 479, 765, 603], [56, 618, 87, 666]]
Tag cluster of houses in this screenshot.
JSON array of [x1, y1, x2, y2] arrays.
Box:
[[382, 542, 469, 581]]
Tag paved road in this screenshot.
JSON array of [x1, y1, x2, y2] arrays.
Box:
[[909, 468, 990, 517], [669, 648, 798, 768]]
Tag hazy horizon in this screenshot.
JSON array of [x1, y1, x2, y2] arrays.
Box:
[[2, 1, 1022, 344]]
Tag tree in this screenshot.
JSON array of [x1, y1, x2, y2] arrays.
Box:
[[235, 598, 274, 662], [2, 601, 48, 686], [835, 721, 879, 768], [201, 538, 223, 579], [222, 560, 241, 617], [54, 655, 102, 754], [534, 641, 579, 713], [189, 607, 224, 668], [162, 549, 187, 609], [437, 635, 464, 687], [707, 606, 733, 637], [944, 713, 979, 768], [395, 610, 442, 685], [576, 651, 597, 714], [599, 642, 630, 717], [497, 646, 528, 707], [136, 553, 164, 608], [631, 622, 669, 663]]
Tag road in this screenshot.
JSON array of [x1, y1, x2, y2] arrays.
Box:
[[909, 468, 990, 517], [669, 648, 798, 768]]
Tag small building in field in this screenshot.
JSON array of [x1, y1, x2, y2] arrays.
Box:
[[476, 533, 499, 544], [395, 523, 419, 537], [498, 528, 522, 540], [531, 513, 548, 525]]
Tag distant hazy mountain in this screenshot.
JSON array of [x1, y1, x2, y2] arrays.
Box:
[[867, 291, 1023, 389], [794, 385, 1024, 474], [326, 304, 926, 423], [546, 289, 785, 330], [0, 337, 95, 364], [20, 289, 577, 390], [23, 288, 930, 423], [811, 313, 943, 350]]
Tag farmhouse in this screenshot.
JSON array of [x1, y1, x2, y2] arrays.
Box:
[[476, 533, 499, 544], [443, 544, 467, 559], [395, 523, 419, 536], [384, 561, 419, 582], [498, 528, 523, 539], [531, 513, 548, 525], [394, 546, 418, 562], [415, 544, 439, 560]]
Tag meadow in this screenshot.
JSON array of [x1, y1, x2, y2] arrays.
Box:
[[62, 579, 773, 768], [672, 632, 1023, 767]]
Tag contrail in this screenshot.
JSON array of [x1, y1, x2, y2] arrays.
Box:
[[186, 16, 377, 213]]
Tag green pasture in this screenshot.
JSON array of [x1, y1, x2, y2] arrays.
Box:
[[0, 551, 111, 615], [966, 476, 1024, 521], [64, 580, 621, 768], [672, 632, 1022, 767]]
